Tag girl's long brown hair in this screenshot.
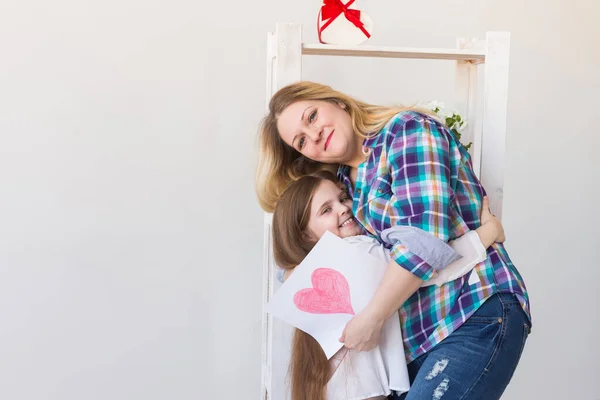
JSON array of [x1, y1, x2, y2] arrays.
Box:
[[272, 171, 344, 400]]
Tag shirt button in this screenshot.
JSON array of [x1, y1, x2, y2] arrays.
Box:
[[357, 188, 361, 194]]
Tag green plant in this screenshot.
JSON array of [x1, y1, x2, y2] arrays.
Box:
[[426, 101, 472, 151]]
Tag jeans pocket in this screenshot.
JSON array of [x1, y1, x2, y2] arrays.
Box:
[[465, 294, 504, 325], [452, 314, 503, 347]]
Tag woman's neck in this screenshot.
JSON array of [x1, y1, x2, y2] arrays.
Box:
[[345, 137, 367, 185], [345, 137, 367, 169]]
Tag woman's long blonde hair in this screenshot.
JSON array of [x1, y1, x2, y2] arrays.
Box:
[[256, 81, 425, 212]]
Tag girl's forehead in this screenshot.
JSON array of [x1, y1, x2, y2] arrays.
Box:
[[313, 180, 342, 199]]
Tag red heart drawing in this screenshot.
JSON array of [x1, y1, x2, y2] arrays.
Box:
[[294, 268, 355, 315]]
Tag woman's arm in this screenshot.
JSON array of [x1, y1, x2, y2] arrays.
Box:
[[424, 196, 504, 286], [341, 200, 504, 351], [340, 259, 422, 351], [340, 114, 459, 351]]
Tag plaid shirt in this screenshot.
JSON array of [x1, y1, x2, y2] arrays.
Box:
[[338, 111, 531, 362]]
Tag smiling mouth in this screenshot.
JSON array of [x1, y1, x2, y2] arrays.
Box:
[[339, 217, 354, 228], [324, 130, 334, 151]]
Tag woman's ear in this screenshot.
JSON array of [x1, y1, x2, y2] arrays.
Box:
[[337, 101, 346, 109]]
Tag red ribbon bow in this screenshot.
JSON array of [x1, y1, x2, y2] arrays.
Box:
[[318, 0, 371, 44]]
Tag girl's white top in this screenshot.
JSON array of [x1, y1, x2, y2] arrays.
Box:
[[325, 231, 486, 399]]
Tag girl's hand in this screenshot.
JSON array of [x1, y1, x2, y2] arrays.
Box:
[[480, 196, 505, 243], [339, 309, 385, 352]]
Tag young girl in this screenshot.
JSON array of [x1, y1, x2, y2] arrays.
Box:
[[271, 171, 505, 400]]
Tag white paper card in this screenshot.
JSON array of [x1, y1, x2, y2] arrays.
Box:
[[265, 231, 388, 359]]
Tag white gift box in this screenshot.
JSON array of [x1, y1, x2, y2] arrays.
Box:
[[318, 0, 373, 45]]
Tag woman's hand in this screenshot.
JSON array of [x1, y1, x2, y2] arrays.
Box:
[[480, 196, 505, 243], [339, 308, 385, 352]]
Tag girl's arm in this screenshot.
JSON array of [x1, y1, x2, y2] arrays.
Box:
[[475, 196, 505, 247]]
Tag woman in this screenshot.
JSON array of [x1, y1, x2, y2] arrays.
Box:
[[256, 81, 531, 399]]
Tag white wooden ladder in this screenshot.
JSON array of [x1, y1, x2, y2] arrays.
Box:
[[261, 22, 511, 400]]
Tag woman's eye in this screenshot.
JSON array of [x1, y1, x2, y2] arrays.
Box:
[[308, 110, 317, 123]]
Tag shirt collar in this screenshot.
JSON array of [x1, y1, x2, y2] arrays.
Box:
[[362, 134, 379, 149]]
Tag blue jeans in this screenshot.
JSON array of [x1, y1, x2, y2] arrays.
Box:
[[393, 293, 530, 400]]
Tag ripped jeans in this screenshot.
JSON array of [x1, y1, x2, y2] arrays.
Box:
[[394, 293, 530, 400]]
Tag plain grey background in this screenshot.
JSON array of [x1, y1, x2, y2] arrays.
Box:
[[0, 0, 598, 399]]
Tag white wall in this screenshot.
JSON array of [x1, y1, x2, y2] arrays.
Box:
[[0, 0, 598, 399]]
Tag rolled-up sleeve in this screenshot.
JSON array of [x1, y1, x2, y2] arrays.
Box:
[[386, 116, 455, 281]]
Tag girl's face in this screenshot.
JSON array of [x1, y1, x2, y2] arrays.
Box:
[[306, 180, 362, 240], [276, 100, 361, 165]]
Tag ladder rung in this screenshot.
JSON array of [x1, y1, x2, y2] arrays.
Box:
[[302, 44, 485, 61]]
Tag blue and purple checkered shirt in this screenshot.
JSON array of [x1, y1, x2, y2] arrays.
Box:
[[338, 111, 531, 362]]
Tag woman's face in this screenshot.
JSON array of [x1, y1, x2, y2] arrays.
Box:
[[277, 100, 359, 165], [306, 180, 362, 240]]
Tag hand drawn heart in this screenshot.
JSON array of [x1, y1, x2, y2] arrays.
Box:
[[294, 268, 355, 315]]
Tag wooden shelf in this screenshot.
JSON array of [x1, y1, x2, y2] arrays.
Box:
[[302, 44, 486, 61]]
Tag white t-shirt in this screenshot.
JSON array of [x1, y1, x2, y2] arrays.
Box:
[[327, 311, 409, 399], [325, 231, 487, 399]]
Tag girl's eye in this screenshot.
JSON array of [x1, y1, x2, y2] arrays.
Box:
[[322, 207, 331, 214], [308, 110, 317, 123], [298, 137, 306, 150]]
